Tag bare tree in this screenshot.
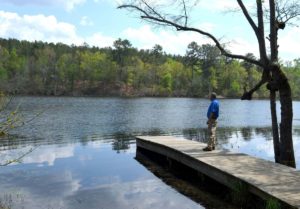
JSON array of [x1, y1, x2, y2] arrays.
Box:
[[119, 0, 300, 167]]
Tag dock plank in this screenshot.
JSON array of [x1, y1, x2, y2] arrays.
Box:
[[136, 136, 300, 209]]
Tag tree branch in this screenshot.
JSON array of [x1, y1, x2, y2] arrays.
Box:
[[269, 0, 278, 62], [275, 0, 300, 24], [241, 67, 270, 100], [241, 79, 267, 100], [118, 4, 263, 67], [237, 0, 268, 65], [119, 4, 150, 17], [182, 0, 188, 26], [237, 0, 258, 33], [141, 0, 165, 20], [256, 0, 269, 65]]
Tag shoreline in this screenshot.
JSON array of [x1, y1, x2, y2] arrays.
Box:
[[8, 94, 300, 101]]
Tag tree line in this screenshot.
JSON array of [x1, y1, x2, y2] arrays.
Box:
[[0, 38, 299, 98]]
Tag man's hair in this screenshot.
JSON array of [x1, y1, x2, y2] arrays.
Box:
[[211, 92, 217, 99]]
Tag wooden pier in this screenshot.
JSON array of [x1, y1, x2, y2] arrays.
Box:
[[136, 136, 300, 209]]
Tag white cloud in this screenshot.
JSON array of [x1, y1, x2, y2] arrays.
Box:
[[122, 23, 300, 60], [0, 11, 80, 44], [86, 32, 115, 48], [0, 0, 86, 12], [122, 24, 259, 57], [80, 16, 94, 26], [0, 11, 114, 48], [122, 24, 214, 55], [0, 10, 298, 60]]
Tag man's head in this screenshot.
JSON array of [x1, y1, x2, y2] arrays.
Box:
[[210, 92, 217, 101]]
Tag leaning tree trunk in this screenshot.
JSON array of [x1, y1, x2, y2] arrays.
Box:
[[270, 90, 281, 163], [268, 0, 295, 168], [278, 76, 296, 168], [269, 65, 296, 167], [268, 65, 296, 168]]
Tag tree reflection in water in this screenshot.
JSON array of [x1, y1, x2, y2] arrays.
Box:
[[1, 127, 299, 165]]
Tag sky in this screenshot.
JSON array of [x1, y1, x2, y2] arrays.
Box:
[[0, 0, 299, 61]]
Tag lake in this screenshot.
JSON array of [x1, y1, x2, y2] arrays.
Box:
[[0, 97, 300, 209]]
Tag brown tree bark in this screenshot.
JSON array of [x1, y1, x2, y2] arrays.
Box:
[[278, 73, 296, 167], [269, 0, 295, 167], [270, 90, 281, 163]]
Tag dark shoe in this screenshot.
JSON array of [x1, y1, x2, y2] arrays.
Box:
[[203, 146, 213, 151]]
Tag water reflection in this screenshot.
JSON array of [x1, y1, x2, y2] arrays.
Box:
[[183, 127, 300, 165], [135, 151, 237, 209], [66, 179, 205, 209], [182, 127, 275, 142], [1, 97, 300, 209], [0, 140, 205, 209], [2, 127, 300, 168]]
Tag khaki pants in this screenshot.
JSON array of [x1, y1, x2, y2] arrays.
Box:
[[207, 120, 217, 148]]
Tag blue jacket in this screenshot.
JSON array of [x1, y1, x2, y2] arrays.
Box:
[[207, 99, 219, 119]]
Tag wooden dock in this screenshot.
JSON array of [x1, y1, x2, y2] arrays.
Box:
[[136, 136, 300, 209]]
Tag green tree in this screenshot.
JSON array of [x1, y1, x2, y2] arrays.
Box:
[[56, 53, 78, 94], [208, 67, 217, 94], [185, 42, 221, 95], [0, 47, 9, 82], [284, 59, 300, 98], [34, 46, 57, 95], [113, 38, 133, 83], [185, 42, 202, 95]]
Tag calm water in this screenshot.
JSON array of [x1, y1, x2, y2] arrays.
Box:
[[0, 97, 300, 209]]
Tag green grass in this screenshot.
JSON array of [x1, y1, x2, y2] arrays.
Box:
[[266, 198, 281, 209], [231, 180, 250, 206]]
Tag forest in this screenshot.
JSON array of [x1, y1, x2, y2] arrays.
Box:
[[0, 38, 300, 98]]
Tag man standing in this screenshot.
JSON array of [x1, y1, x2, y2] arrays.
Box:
[[203, 92, 219, 151]]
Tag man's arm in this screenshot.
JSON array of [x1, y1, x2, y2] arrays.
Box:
[[207, 112, 216, 124]]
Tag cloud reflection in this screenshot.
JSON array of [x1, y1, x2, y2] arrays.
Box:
[[23, 145, 75, 166], [65, 179, 203, 209], [0, 164, 203, 209], [0, 170, 81, 209], [0, 145, 75, 166]]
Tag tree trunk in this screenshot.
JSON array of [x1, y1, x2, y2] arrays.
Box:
[[278, 78, 296, 168], [268, 0, 295, 168], [270, 90, 281, 163]]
